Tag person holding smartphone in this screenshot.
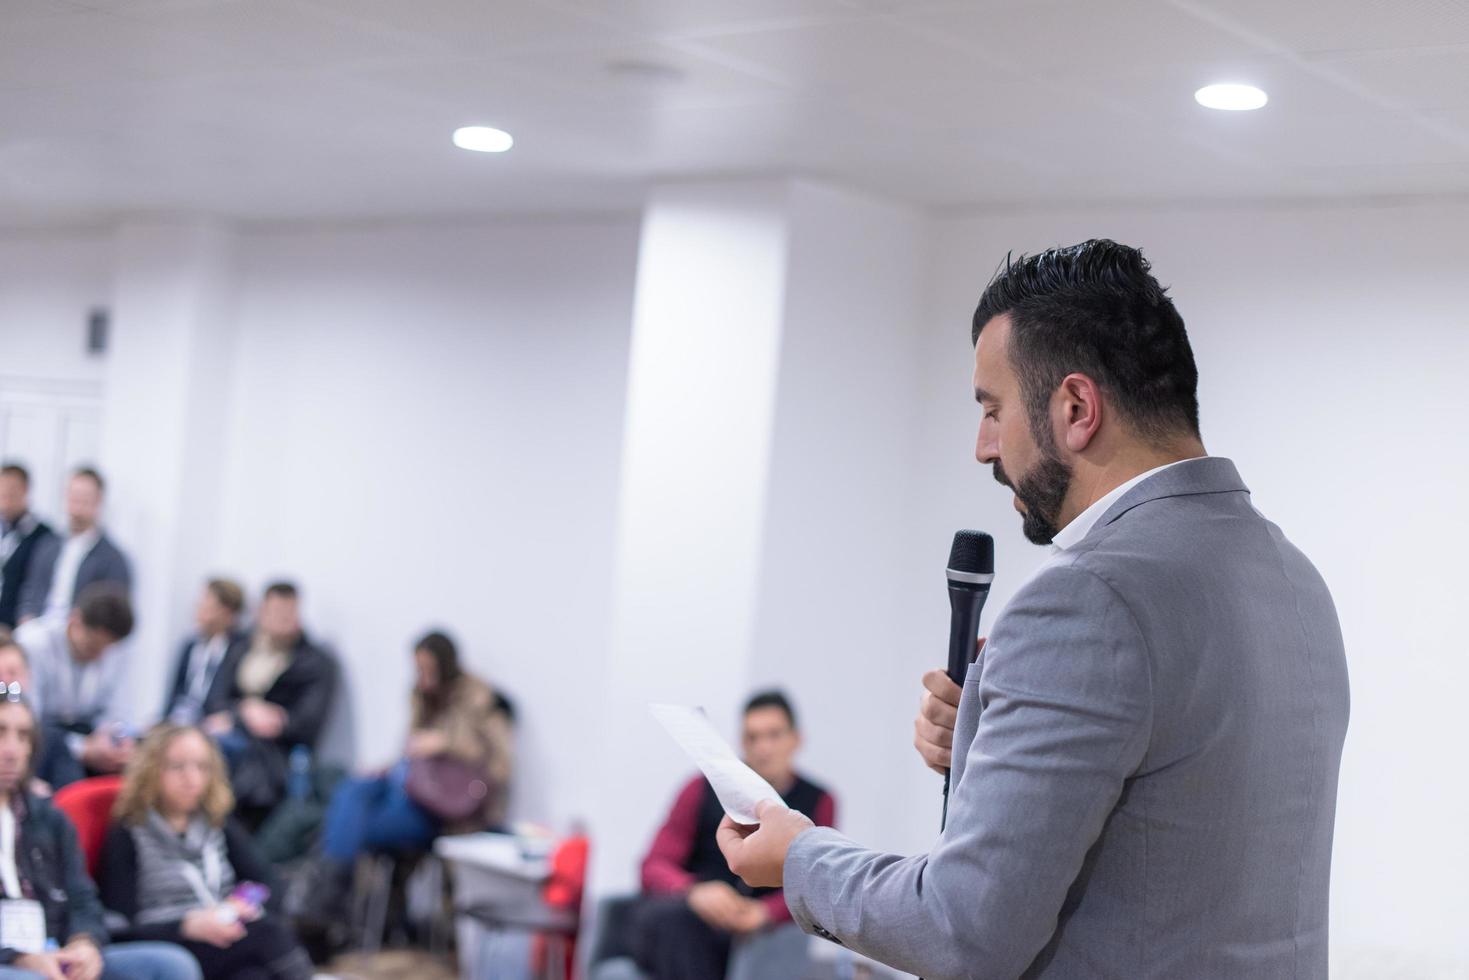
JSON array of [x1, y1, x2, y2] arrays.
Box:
[[99, 726, 311, 980]]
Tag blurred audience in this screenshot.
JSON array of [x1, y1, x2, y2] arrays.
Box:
[[5, 454, 857, 971], [100, 725, 312, 980], [632, 690, 836, 980], [163, 581, 248, 727], [15, 584, 137, 789], [0, 464, 55, 630], [22, 468, 131, 624], [308, 630, 513, 923], [0, 695, 202, 980], [202, 582, 337, 825]]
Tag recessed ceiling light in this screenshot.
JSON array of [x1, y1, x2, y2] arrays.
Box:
[[1194, 83, 1268, 111], [453, 126, 514, 153]]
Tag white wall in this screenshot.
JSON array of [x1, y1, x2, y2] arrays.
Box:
[[592, 180, 797, 894], [100, 221, 241, 724], [913, 200, 1469, 976], [0, 230, 110, 388], [217, 215, 640, 827], [0, 230, 111, 519], [748, 182, 934, 853]]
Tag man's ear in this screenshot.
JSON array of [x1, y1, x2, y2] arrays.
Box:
[[1057, 373, 1104, 452]]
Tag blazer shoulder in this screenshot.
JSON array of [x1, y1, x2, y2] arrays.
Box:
[[30, 531, 61, 561], [991, 557, 1150, 656], [95, 534, 130, 568], [24, 794, 72, 836]]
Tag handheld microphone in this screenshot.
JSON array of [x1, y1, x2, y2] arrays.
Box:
[[942, 529, 994, 829]]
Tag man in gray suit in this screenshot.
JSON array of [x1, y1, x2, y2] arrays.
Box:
[[718, 240, 1350, 979], [20, 467, 131, 622]]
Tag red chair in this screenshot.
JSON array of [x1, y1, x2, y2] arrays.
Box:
[[52, 776, 124, 878], [534, 834, 589, 980]]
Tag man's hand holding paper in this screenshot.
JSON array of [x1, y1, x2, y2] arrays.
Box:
[[649, 703, 790, 825]]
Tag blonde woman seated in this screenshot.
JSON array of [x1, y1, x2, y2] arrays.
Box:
[[98, 726, 312, 980]]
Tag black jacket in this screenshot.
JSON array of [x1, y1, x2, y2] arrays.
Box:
[[0, 793, 109, 964], [162, 631, 250, 722], [0, 515, 54, 629], [20, 530, 131, 621], [223, 633, 338, 750]]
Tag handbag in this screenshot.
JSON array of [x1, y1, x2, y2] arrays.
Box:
[[404, 754, 492, 824]]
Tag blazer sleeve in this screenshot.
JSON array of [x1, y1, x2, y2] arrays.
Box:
[[57, 810, 110, 947], [202, 637, 248, 717], [95, 538, 132, 594], [278, 648, 338, 747], [162, 639, 192, 718], [781, 563, 1154, 980], [114, 544, 131, 593], [17, 532, 58, 621], [757, 789, 837, 927], [99, 647, 134, 730]]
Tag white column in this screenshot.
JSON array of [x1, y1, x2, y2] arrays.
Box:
[[99, 220, 238, 723], [748, 182, 935, 854], [587, 179, 934, 895], [590, 181, 793, 893]]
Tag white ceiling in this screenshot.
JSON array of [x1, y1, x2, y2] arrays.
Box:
[[1, 0, 1467, 226]]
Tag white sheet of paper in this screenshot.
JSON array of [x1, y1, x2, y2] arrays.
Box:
[[650, 703, 788, 825]]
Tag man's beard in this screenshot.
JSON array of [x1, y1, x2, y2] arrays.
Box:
[[993, 442, 1072, 546]]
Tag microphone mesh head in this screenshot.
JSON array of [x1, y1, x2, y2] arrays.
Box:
[[948, 529, 994, 575]]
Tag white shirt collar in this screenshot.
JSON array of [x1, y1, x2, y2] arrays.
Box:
[[1050, 458, 1199, 553], [68, 526, 101, 548]]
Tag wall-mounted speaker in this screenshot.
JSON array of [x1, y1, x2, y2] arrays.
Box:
[[86, 307, 109, 355]]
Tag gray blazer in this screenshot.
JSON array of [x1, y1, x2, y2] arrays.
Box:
[[19, 529, 132, 620], [784, 457, 1350, 979]]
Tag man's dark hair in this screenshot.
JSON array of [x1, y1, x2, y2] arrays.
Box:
[[206, 578, 245, 615], [0, 463, 29, 488], [972, 239, 1200, 444], [744, 689, 797, 730], [71, 466, 105, 492], [263, 581, 298, 601], [76, 583, 134, 640]]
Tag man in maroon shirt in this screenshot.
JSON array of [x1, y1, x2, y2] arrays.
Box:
[[632, 691, 837, 980]]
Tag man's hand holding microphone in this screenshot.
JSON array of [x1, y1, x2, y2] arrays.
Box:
[[914, 638, 983, 774]]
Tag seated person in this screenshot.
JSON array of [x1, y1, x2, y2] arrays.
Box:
[[632, 691, 836, 980], [307, 631, 513, 922], [13, 584, 136, 789], [0, 694, 201, 980], [201, 582, 337, 821], [99, 725, 312, 980], [0, 631, 65, 799], [162, 580, 248, 727], [0, 463, 55, 631], [20, 467, 131, 623]]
